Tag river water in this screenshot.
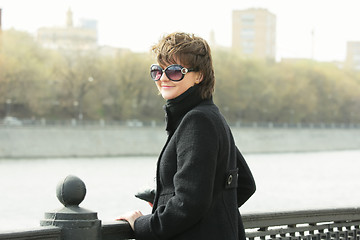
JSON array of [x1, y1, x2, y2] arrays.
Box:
[[0, 150, 359, 231]]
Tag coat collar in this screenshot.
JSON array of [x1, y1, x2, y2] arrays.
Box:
[[164, 85, 204, 134]]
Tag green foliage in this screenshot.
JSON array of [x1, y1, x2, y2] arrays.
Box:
[[1, 29, 53, 117], [0, 29, 359, 124], [212, 51, 360, 124]]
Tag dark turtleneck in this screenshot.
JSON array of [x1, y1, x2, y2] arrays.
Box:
[[164, 85, 204, 134]]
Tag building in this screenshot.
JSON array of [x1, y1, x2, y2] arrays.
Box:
[[232, 8, 276, 60], [37, 8, 98, 51], [345, 41, 360, 70], [0, 8, 2, 31]]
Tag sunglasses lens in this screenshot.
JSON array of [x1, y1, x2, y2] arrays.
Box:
[[166, 65, 183, 81], [150, 65, 162, 80]]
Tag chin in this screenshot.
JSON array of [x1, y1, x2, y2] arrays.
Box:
[[161, 92, 176, 100], [162, 95, 172, 100]]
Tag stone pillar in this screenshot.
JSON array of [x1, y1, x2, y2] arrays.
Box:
[[41, 175, 101, 240]]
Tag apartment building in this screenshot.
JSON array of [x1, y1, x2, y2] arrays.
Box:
[[232, 8, 276, 60], [345, 41, 360, 70]]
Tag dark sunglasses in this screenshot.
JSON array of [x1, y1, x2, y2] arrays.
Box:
[[150, 64, 197, 82]]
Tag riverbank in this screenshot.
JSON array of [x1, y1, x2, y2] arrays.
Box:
[[0, 126, 359, 158]]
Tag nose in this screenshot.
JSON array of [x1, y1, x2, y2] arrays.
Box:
[[159, 71, 169, 81]]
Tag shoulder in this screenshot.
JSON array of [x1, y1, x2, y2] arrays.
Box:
[[189, 99, 219, 116], [190, 100, 222, 123], [180, 100, 222, 130]]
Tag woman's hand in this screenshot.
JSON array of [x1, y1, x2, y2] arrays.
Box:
[[116, 210, 143, 230]]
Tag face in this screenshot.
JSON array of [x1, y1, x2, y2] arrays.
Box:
[[154, 62, 202, 100]]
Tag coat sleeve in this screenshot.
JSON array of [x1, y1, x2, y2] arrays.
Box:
[[134, 111, 220, 240], [236, 147, 256, 207]]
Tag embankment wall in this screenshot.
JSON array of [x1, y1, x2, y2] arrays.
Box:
[[0, 126, 359, 158]]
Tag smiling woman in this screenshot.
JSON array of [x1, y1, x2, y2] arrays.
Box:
[[117, 32, 256, 240]]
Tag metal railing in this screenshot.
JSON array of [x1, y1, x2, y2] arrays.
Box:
[[243, 208, 360, 240], [0, 175, 359, 240]]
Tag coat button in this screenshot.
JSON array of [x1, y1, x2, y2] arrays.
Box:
[[227, 174, 233, 185]]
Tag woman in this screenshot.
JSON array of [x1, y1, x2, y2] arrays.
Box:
[[118, 32, 256, 240]]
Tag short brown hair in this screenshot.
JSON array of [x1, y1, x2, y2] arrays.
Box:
[[151, 32, 215, 99]]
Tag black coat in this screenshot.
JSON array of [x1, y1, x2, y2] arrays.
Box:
[[134, 86, 256, 240]]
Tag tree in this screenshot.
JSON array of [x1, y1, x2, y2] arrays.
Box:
[[0, 29, 53, 118], [1, 29, 359, 125]]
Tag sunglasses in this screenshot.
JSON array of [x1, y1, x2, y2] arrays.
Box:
[[150, 64, 197, 82]]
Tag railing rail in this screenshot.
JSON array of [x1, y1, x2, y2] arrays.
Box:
[[0, 226, 61, 240], [1, 175, 359, 240], [101, 221, 134, 240], [242, 208, 360, 240]]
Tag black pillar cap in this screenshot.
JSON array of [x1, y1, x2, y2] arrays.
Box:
[[56, 175, 86, 207]]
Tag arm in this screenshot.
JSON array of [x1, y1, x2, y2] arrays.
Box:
[[236, 147, 256, 207]]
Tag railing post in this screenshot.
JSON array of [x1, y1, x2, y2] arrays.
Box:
[[40, 175, 102, 240]]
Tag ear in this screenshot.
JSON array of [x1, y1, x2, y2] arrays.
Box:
[[195, 72, 203, 84]]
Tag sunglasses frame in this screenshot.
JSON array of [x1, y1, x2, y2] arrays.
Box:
[[150, 64, 197, 82]]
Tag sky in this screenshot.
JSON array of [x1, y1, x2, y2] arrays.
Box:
[[1, 0, 360, 62]]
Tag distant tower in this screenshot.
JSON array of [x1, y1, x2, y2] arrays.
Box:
[[311, 29, 315, 60], [37, 8, 98, 50], [209, 29, 216, 47], [66, 8, 73, 28]]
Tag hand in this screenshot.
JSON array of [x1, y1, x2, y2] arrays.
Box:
[[116, 210, 143, 230]]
